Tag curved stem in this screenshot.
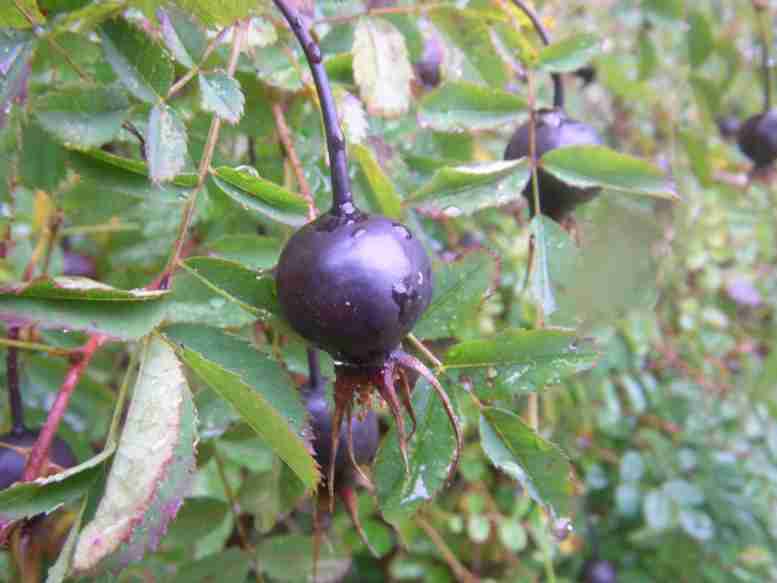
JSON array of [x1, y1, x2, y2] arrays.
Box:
[[6, 327, 25, 434], [756, 2, 772, 111], [307, 348, 322, 389], [273, 0, 354, 215], [510, 0, 564, 109]]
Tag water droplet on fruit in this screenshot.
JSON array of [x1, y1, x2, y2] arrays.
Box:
[[417, 271, 424, 285], [307, 42, 322, 63], [392, 223, 412, 239], [339, 201, 356, 215], [351, 227, 366, 238]]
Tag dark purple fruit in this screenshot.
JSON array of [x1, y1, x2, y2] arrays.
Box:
[[737, 109, 777, 168], [716, 116, 741, 141], [304, 382, 379, 485], [62, 251, 97, 278], [415, 35, 444, 88], [0, 429, 77, 489], [504, 107, 604, 221], [276, 212, 433, 366], [574, 65, 597, 87], [581, 559, 617, 583]]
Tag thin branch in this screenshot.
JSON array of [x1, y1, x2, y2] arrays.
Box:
[[417, 514, 479, 583], [155, 21, 247, 290], [0, 336, 72, 357], [508, 0, 564, 109], [272, 102, 317, 221], [166, 26, 232, 100], [13, 0, 91, 82], [526, 72, 541, 431], [21, 334, 106, 481], [6, 328, 24, 434], [273, 0, 354, 215], [307, 348, 322, 388]]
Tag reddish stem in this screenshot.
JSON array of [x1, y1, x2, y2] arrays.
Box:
[[21, 334, 106, 481]]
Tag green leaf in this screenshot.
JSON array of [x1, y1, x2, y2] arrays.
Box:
[[212, 165, 308, 227], [256, 534, 350, 582], [687, 11, 713, 68], [20, 121, 68, 193], [161, 0, 263, 27], [0, 446, 114, 524], [537, 34, 600, 73], [0, 0, 44, 28], [752, 347, 777, 417], [73, 148, 198, 188], [407, 159, 531, 215], [163, 269, 256, 329], [352, 17, 413, 118], [179, 256, 280, 319], [99, 18, 174, 103], [3, 276, 166, 301], [199, 71, 244, 124], [0, 277, 167, 339], [540, 145, 678, 199], [418, 81, 527, 132], [32, 85, 131, 150], [163, 324, 319, 490], [170, 549, 253, 583], [148, 103, 188, 184], [430, 7, 507, 88], [529, 214, 556, 316], [336, 87, 367, 144], [52, 1, 125, 35], [352, 142, 402, 219], [73, 335, 197, 573], [444, 329, 598, 398], [158, 7, 207, 68], [414, 252, 496, 340], [206, 235, 281, 270], [480, 407, 572, 517], [374, 379, 457, 519]]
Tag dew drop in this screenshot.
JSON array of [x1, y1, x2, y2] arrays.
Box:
[[351, 227, 366, 238]]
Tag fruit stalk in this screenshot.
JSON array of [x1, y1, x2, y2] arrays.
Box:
[[5, 327, 24, 435], [510, 0, 564, 108], [273, 0, 354, 214], [307, 348, 322, 389]]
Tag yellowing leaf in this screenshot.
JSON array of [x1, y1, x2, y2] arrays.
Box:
[[73, 335, 197, 572], [353, 18, 412, 118]]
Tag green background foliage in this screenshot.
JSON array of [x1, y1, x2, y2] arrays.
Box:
[[0, 0, 775, 581]]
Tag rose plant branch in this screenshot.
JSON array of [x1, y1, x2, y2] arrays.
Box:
[[156, 20, 247, 290], [21, 334, 106, 481], [272, 102, 317, 221], [5, 328, 24, 435]]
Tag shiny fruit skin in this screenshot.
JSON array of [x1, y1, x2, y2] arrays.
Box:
[[737, 109, 777, 168], [276, 212, 433, 365], [504, 107, 604, 221]]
